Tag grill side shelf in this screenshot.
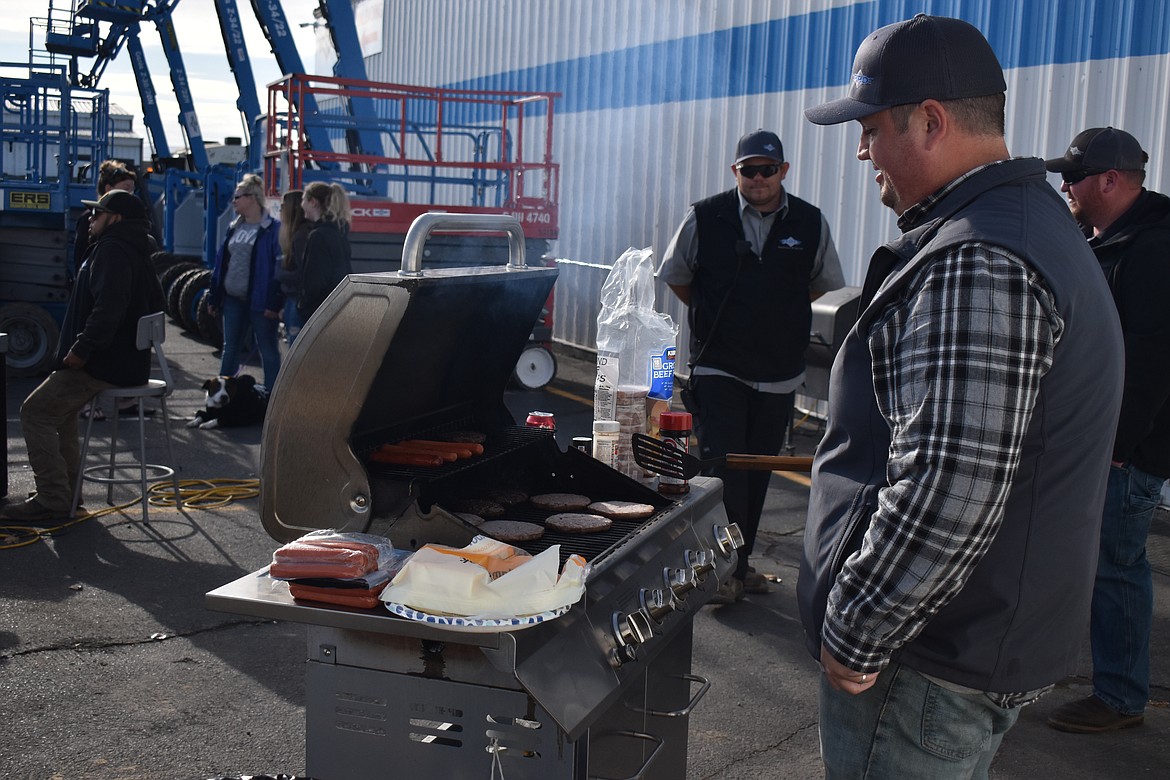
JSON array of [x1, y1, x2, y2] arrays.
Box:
[[205, 569, 508, 647]]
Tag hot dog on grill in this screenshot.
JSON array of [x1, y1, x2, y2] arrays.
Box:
[[368, 448, 443, 467], [398, 439, 482, 457], [376, 444, 453, 463]]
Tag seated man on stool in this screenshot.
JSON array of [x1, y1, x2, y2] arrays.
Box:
[[1, 190, 164, 522]]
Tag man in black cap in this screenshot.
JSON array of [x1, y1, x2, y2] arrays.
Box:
[[1043, 128, 1170, 734], [658, 129, 843, 604], [799, 14, 1123, 775], [0, 189, 165, 523]]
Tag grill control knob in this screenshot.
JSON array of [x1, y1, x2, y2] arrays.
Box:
[[610, 609, 653, 666], [640, 588, 675, 624], [688, 548, 717, 582], [664, 566, 697, 598], [613, 609, 653, 646], [713, 522, 745, 556]]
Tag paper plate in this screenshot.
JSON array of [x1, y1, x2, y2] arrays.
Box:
[[384, 601, 572, 633]]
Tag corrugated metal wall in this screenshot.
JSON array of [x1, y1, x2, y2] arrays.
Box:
[[363, 0, 1170, 353]]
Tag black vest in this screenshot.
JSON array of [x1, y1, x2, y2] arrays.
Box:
[[797, 158, 1123, 692], [690, 189, 822, 382]]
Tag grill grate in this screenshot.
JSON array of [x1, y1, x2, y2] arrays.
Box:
[[366, 425, 672, 568]]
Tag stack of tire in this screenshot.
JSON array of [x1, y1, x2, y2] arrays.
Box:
[[153, 253, 221, 347]]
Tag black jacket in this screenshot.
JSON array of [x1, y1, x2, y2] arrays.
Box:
[[59, 218, 165, 385], [298, 219, 352, 320], [1091, 189, 1170, 478]]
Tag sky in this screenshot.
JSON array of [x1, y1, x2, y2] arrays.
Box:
[[4, 1, 324, 154]]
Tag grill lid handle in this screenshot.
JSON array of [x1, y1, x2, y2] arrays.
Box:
[[400, 213, 527, 277]]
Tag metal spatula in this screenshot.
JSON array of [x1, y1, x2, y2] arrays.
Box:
[[631, 433, 814, 480]]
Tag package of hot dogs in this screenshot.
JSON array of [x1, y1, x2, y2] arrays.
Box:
[[288, 580, 390, 610], [269, 530, 407, 583]]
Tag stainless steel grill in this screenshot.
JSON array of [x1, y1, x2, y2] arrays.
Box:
[[207, 214, 741, 779]]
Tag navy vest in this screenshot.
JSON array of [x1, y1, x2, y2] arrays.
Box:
[[797, 158, 1123, 692], [690, 189, 822, 382]]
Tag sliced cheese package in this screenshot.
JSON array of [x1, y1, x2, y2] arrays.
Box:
[[380, 536, 588, 619]]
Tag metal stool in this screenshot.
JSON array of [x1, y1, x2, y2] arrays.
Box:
[[72, 312, 181, 524]]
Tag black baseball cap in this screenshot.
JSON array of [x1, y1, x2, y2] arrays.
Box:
[[1045, 127, 1148, 174], [734, 129, 784, 164], [81, 189, 147, 220], [805, 14, 1007, 125]]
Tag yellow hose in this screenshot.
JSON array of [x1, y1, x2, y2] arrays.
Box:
[[0, 478, 261, 550]]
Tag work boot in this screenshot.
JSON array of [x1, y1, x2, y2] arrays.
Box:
[[1047, 696, 1144, 733], [743, 569, 772, 594], [708, 577, 744, 605], [0, 496, 69, 524]]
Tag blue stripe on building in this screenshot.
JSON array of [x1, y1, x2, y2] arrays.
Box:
[[443, 0, 1170, 115]]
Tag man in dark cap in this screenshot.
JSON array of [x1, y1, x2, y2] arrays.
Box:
[[1, 189, 165, 523], [799, 14, 1123, 775], [658, 129, 843, 603], [1043, 128, 1170, 734]]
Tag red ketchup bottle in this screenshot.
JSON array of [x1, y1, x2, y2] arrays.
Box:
[[657, 411, 692, 494]]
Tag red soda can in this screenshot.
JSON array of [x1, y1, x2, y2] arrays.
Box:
[[526, 410, 557, 431]]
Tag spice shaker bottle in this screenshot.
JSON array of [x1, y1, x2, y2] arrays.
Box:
[[657, 411, 692, 494], [592, 420, 621, 469]]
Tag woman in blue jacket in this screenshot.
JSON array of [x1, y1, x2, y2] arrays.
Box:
[[207, 174, 284, 389]]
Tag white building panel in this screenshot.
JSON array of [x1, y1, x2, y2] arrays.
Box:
[[363, 0, 1170, 351]]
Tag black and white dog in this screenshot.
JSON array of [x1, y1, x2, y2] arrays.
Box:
[[188, 374, 270, 429]]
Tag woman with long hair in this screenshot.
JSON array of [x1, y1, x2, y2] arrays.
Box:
[[275, 190, 310, 344], [206, 173, 284, 389], [298, 181, 353, 321]]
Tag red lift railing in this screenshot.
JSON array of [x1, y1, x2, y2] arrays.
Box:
[[264, 73, 559, 239]]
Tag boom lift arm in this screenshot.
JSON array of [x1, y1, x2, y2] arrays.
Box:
[[214, 0, 265, 168], [247, 0, 366, 168], [314, 0, 384, 160], [53, 0, 206, 167]]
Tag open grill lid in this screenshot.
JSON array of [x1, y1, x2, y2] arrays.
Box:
[[259, 214, 558, 543]]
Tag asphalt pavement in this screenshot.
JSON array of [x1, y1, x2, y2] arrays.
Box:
[[1, 323, 1167, 779]]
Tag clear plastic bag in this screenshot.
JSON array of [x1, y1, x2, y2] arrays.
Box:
[[595, 247, 678, 479]]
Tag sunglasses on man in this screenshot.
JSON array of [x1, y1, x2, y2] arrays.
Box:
[[1061, 169, 1108, 185], [736, 163, 781, 179]]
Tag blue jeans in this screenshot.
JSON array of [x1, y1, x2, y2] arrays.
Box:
[[1091, 463, 1165, 714], [819, 663, 1021, 779], [282, 297, 303, 346], [219, 296, 281, 389]]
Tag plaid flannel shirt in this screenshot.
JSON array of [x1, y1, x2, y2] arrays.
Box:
[[822, 168, 1066, 690]]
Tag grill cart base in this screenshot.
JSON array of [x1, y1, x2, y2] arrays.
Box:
[[303, 622, 699, 780]]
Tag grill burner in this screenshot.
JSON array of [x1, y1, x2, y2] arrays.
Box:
[[208, 215, 740, 779]]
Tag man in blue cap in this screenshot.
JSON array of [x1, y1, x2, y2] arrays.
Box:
[[800, 14, 1123, 775], [659, 129, 843, 603]]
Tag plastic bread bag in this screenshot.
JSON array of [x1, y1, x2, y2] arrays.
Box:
[[380, 536, 589, 619], [594, 247, 677, 479], [269, 530, 404, 582]]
